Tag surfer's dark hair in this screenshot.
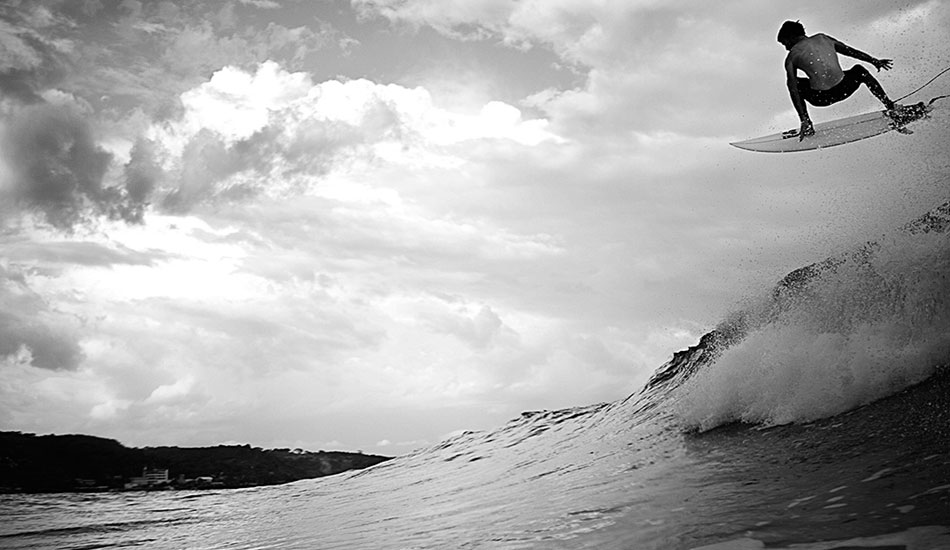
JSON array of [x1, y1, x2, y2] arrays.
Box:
[[777, 20, 805, 43]]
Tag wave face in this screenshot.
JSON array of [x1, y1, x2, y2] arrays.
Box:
[[2, 204, 949, 549]]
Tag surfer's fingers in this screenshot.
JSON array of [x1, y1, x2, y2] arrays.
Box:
[[798, 121, 814, 141]]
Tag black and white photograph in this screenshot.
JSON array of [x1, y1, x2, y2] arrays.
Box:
[[1, 1, 948, 548]]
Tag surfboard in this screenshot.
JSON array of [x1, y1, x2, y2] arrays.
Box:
[[730, 98, 941, 153]]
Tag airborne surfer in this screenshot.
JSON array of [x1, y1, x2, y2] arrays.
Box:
[[777, 20, 903, 141]]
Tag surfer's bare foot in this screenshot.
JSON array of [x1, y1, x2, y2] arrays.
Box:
[[885, 103, 904, 116], [886, 103, 925, 126], [885, 103, 908, 123]]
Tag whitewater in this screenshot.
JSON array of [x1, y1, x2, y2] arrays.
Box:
[[3, 178, 950, 549]]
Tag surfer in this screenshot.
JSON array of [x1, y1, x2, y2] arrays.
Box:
[[777, 21, 899, 140]]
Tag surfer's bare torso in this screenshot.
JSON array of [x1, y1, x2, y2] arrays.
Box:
[[784, 33, 845, 90]]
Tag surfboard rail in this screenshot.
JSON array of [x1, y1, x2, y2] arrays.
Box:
[[730, 97, 941, 153]]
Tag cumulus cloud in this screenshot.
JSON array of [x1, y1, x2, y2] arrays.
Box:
[[175, 61, 313, 142], [163, 61, 559, 150], [142, 61, 562, 212], [3, 4, 565, 224]]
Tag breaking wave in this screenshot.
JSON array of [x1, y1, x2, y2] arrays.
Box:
[[673, 202, 950, 431]]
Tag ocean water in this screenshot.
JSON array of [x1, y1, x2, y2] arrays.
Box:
[[2, 205, 949, 549]]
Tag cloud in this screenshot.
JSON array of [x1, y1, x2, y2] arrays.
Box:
[[160, 129, 251, 212], [0, 264, 84, 371], [142, 61, 562, 212], [0, 231, 174, 374], [352, 0, 637, 62], [0, 102, 156, 228], [3, 7, 564, 229], [1, 103, 111, 227], [0, 187, 603, 438], [434, 304, 508, 349], [0, 18, 44, 73], [122, 138, 162, 222], [2, 240, 160, 269], [1, 0, 348, 123], [175, 61, 314, 142], [0, 16, 68, 103], [239, 0, 282, 9], [165, 61, 558, 149], [354, 1, 752, 135], [385, 294, 515, 350], [145, 376, 195, 404], [3, 6, 567, 224], [159, 20, 333, 79]]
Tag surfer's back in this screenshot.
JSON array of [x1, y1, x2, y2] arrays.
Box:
[[786, 34, 845, 90]]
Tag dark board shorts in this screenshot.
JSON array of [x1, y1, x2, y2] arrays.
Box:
[[798, 66, 864, 107]]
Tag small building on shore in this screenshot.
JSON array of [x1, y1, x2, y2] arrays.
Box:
[[125, 467, 170, 489]]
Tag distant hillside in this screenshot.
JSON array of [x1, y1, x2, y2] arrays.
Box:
[[0, 431, 391, 493]]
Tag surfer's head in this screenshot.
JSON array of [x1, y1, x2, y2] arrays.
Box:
[[777, 20, 805, 48]]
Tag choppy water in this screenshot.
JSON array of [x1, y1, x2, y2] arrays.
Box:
[[2, 370, 947, 549], [2, 202, 949, 549]]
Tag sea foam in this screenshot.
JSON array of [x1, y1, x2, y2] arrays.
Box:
[[676, 208, 950, 431]]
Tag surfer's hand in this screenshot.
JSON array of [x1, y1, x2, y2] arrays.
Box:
[[799, 119, 814, 141], [873, 58, 893, 71]]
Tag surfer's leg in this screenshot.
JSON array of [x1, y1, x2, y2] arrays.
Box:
[[850, 65, 895, 110], [795, 77, 820, 106]]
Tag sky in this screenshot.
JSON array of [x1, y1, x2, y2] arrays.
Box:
[[1, 0, 949, 455]]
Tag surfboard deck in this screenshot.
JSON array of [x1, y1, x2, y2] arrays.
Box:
[[730, 100, 936, 153]]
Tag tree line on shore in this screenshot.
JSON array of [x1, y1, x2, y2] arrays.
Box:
[[0, 431, 392, 493]]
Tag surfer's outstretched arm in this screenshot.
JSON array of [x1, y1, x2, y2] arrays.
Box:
[[830, 37, 893, 71]]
